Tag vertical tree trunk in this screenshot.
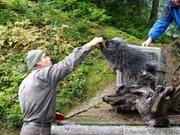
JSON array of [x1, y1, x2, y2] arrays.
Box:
[[149, 0, 159, 23]]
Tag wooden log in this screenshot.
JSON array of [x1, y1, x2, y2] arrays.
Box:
[[102, 73, 176, 127], [170, 84, 180, 112], [137, 85, 175, 127]]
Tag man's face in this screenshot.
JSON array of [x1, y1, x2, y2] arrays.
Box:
[[172, 0, 180, 5], [36, 53, 52, 68]]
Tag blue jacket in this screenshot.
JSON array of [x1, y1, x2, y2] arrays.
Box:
[[148, 0, 180, 41]]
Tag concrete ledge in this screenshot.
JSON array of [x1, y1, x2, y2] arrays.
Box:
[[51, 125, 180, 135]]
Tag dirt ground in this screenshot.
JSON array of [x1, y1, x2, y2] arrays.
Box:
[[157, 41, 180, 125], [161, 42, 180, 87]]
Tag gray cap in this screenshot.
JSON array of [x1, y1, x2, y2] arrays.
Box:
[[24, 50, 43, 70]]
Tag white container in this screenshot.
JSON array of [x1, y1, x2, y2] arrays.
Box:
[[116, 45, 166, 88]]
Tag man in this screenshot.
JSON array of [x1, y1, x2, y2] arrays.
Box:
[[142, 0, 180, 47], [18, 37, 104, 135]]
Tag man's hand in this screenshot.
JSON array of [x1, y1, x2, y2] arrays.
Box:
[[87, 37, 104, 48], [142, 37, 152, 47]]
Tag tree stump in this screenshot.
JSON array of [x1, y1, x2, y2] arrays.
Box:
[[102, 72, 176, 127]]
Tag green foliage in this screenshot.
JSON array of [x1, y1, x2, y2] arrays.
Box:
[[0, 65, 27, 127], [56, 68, 87, 111], [170, 41, 180, 62], [51, 0, 110, 24], [25, 1, 65, 26], [91, 0, 151, 40], [166, 22, 180, 38], [0, 0, 28, 25]]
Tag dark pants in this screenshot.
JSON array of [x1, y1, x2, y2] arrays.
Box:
[[20, 123, 51, 135]]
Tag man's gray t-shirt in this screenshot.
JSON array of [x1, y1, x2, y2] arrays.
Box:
[[18, 44, 91, 123]]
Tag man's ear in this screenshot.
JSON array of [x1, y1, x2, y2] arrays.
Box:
[[35, 61, 41, 67]]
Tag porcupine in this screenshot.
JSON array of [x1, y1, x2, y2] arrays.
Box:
[[100, 37, 157, 80]]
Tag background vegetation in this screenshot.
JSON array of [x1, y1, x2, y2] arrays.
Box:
[[0, 0, 178, 130]]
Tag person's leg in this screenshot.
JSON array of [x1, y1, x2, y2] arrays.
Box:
[[20, 124, 51, 135], [40, 126, 51, 135]]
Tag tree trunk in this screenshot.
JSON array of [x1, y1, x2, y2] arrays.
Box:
[[149, 0, 159, 23]]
